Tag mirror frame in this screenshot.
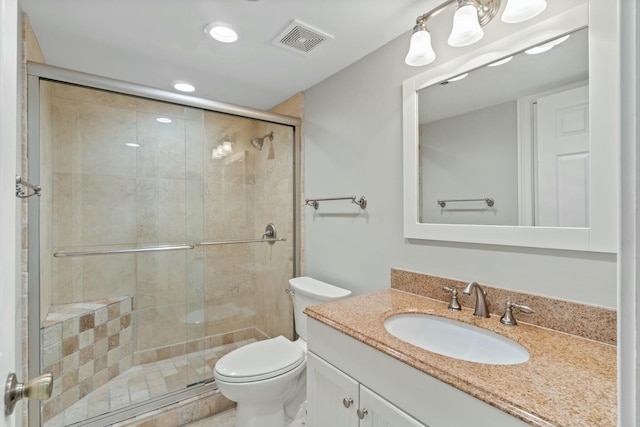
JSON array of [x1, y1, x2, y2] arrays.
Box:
[[402, 0, 618, 252]]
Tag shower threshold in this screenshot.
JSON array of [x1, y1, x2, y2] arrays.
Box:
[[43, 338, 256, 427]]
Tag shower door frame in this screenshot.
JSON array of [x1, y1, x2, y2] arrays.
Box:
[[26, 61, 302, 427]]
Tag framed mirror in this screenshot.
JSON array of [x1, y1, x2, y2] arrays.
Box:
[[402, 0, 618, 252]]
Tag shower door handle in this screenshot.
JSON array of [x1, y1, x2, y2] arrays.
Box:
[[4, 372, 53, 415]]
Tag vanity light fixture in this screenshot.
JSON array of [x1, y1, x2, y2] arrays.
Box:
[[405, 18, 436, 66], [405, 0, 547, 66], [501, 0, 547, 23], [447, 3, 486, 47]]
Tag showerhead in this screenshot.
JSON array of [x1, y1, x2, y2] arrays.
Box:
[[251, 138, 263, 151], [250, 131, 274, 151]]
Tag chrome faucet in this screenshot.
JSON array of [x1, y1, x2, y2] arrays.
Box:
[[462, 282, 490, 318]]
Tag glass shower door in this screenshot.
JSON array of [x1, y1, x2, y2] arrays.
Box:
[[34, 78, 296, 426]]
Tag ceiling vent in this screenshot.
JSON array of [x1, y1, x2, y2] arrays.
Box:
[[272, 19, 333, 54]]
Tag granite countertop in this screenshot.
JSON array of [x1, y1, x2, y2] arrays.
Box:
[[304, 289, 616, 427]]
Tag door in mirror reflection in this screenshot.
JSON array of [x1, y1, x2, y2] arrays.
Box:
[[418, 27, 588, 227], [535, 85, 589, 227]]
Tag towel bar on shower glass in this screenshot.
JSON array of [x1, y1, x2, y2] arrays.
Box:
[[53, 224, 286, 257]]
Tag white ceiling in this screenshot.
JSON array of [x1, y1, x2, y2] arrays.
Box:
[[19, 0, 438, 110]]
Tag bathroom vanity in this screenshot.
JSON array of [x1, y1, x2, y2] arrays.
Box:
[[304, 290, 616, 427]]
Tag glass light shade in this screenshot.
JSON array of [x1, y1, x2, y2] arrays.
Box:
[[405, 30, 436, 66], [448, 5, 484, 47], [501, 0, 547, 24]]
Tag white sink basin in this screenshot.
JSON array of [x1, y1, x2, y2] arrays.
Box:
[[384, 313, 529, 365]]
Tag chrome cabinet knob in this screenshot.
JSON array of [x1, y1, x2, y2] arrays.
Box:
[[357, 408, 368, 419], [5, 372, 53, 415], [342, 397, 353, 408]]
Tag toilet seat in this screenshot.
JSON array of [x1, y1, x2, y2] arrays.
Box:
[[214, 336, 305, 383]]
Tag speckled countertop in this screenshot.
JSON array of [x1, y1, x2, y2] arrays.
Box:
[[304, 289, 616, 427]]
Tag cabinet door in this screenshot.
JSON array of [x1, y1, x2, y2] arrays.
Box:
[[307, 352, 359, 427], [359, 385, 428, 427]]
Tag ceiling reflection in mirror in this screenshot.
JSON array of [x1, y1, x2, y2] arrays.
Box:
[[418, 27, 588, 227]]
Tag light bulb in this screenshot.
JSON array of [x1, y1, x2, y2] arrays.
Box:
[[405, 29, 436, 66], [448, 5, 484, 47], [502, 0, 547, 24]]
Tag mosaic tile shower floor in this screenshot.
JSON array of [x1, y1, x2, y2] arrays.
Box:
[[44, 339, 256, 427]]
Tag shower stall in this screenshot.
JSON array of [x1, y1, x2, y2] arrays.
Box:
[[26, 63, 300, 426]]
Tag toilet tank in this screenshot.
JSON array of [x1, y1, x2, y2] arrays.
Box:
[[289, 276, 352, 341]]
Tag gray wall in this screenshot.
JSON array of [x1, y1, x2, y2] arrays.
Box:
[[420, 101, 518, 225], [303, 26, 616, 308]]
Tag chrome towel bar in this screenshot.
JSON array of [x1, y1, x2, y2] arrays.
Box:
[[198, 237, 286, 246], [52, 224, 286, 257], [437, 198, 494, 208], [305, 195, 367, 210], [53, 244, 196, 258]]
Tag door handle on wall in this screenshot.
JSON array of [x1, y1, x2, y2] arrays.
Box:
[[4, 372, 53, 415]]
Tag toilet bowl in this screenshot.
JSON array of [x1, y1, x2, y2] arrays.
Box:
[[213, 276, 352, 427]]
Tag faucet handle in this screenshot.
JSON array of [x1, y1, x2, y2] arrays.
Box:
[[442, 286, 462, 311], [500, 299, 534, 326]]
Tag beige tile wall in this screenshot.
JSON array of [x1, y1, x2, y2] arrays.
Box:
[[41, 298, 134, 422]]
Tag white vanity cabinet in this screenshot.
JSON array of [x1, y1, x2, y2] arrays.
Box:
[[307, 318, 530, 427], [307, 352, 427, 427]]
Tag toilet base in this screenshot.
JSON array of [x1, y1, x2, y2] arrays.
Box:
[[234, 399, 306, 427], [236, 401, 286, 427]]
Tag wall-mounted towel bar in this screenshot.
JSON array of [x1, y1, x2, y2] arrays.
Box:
[[437, 198, 494, 208], [53, 224, 285, 257], [305, 195, 367, 210], [15, 175, 41, 198]]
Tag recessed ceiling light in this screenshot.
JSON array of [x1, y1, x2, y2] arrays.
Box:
[[173, 82, 195, 92], [204, 22, 238, 43], [156, 117, 172, 123], [126, 142, 140, 148]]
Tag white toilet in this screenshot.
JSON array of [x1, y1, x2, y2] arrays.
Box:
[[213, 276, 352, 427]]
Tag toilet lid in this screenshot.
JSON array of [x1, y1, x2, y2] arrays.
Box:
[[214, 336, 305, 383]]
